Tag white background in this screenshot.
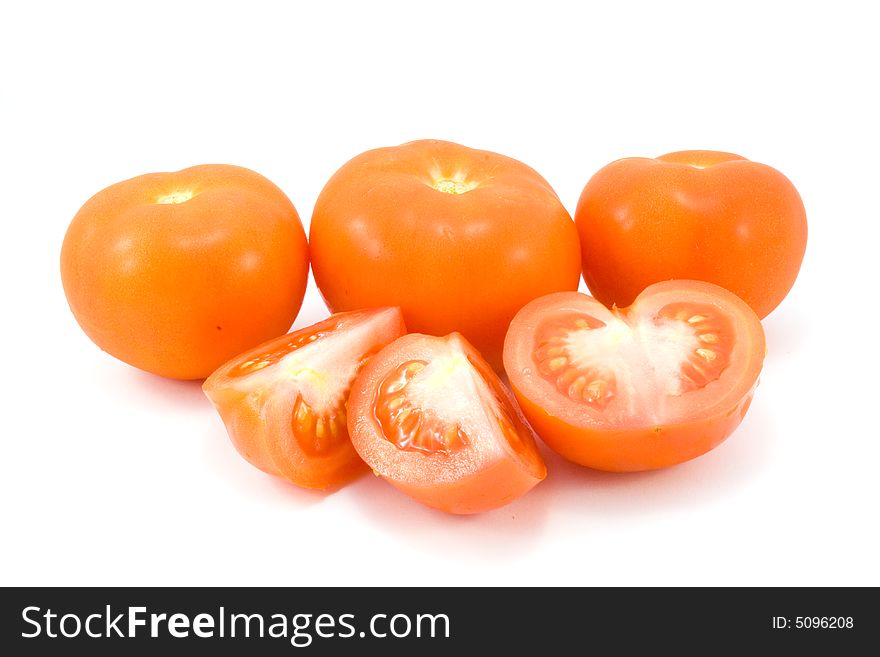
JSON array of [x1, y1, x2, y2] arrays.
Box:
[[2, 1, 878, 586]]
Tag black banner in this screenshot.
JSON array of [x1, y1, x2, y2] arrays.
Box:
[[0, 587, 873, 654]]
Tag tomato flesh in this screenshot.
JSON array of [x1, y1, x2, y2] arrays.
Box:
[[203, 308, 406, 489], [374, 359, 470, 456], [348, 333, 546, 514], [227, 320, 342, 378], [504, 281, 765, 471]]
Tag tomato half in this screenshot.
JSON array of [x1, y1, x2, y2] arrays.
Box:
[[61, 164, 309, 379], [203, 308, 406, 490], [503, 281, 765, 472], [309, 139, 581, 371], [348, 332, 546, 514], [575, 151, 807, 318]]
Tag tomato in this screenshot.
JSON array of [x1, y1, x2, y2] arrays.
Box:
[[503, 281, 765, 472], [203, 308, 406, 490], [61, 164, 309, 379], [348, 332, 546, 513], [575, 151, 807, 318], [309, 139, 581, 371]]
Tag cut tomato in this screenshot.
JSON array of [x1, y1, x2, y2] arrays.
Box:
[[503, 281, 765, 472], [348, 333, 546, 514], [203, 308, 407, 489]]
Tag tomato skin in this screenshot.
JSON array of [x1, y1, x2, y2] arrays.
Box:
[[203, 308, 407, 490], [511, 380, 756, 472], [61, 164, 309, 380], [309, 139, 582, 371], [390, 456, 543, 515], [575, 151, 807, 318], [348, 332, 546, 514], [503, 281, 765, 472]]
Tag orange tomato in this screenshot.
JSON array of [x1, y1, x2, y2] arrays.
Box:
[[61, 164, 309, 379], [203, 308, 407, 490], [309, 139, 582, 371], [348, 332, 546, 513], [575, 151, 807, 318], [503, 281, 765, 472]]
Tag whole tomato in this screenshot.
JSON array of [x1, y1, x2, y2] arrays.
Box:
[[61, 164, 309, 379], [574, 151, 807, 318], [309, 139, 582, 370]]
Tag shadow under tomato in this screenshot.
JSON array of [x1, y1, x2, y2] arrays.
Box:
[[348, 401, 771, 555], [536, 397, 774, 519], [200, 425, 331, 510], [761, 303, 810, 365], [348, 470, 553, 558], [101, 361, 210, 412]]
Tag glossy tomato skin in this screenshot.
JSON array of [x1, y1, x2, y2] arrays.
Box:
[[513, 382, 756, 472], [203, 308, 407, 490], [503, 281, 765, 472], [348, 332, 546, 514], [575, 151, 807, 318], [61, 164, 309, 379], [309, 139, 581, 371]]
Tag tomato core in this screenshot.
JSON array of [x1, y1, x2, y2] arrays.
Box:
[[465, 353, 533, 460], [531, 301, 734, 423]]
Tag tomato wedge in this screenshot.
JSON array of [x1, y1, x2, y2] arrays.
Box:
[[348, 333, 546, 514], [503, 281, 765, 472], [203, 308, 406, 489]]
